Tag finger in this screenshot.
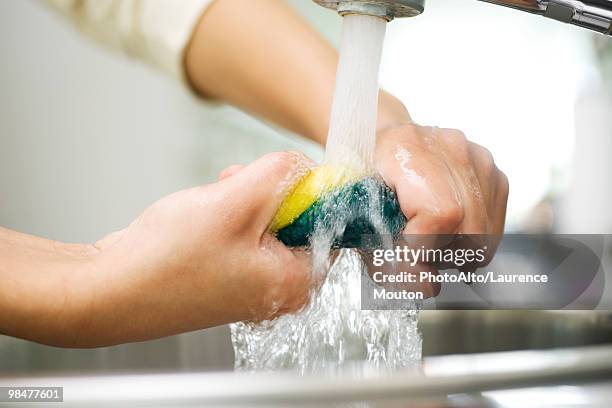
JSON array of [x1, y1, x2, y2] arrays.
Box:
[[474, 170, 508, 264], [468, 143, 496, 205], [494, 170, 509, 235], [434, 130, 490, 234], [449, 171, 488, 234], [218, 164, 244, 181], [377, 143, 464, 235], [398, 162, 465, 235], [462, 142, 501, 233]]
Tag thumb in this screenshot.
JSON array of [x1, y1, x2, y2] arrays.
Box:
[[224, 151, 313, 232]]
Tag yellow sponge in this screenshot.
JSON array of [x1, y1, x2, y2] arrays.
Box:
[[270, 164, 360, 232]]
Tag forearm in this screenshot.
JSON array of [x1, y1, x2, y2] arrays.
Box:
[[185, 0, 411, 145], [0, 227, 96, 346]]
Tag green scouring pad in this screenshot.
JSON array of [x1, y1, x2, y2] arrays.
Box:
[[270, 166, 406, 248]]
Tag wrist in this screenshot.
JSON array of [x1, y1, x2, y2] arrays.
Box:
[[377, 91, 412, 134], [52, 246, 103, 347], [5, 239, 101, 347], [34, 244, 98, 347]]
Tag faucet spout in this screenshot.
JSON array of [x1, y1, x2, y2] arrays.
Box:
[[312, 1, 425, 21], [312, 0, 612, 36], [479, 0, 612, 35]]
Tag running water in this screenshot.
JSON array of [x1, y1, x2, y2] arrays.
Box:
[[231, 14, 422, 375], [325, 14, 386, 172]]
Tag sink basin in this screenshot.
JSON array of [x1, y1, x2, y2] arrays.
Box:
[[419, 310, 612, 356], [2, 311, 612, 406], [2, 311, 612, 374]]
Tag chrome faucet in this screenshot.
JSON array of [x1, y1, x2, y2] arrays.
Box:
[[313, 0, 612, 35]]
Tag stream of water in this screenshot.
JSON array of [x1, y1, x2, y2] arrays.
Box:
[[231, 14, 422, 375], [325, 13, 386, 172]]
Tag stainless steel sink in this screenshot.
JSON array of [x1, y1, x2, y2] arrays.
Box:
[[2, 311, 612, 406], [419, 310, 612, 355], [3, 311, 612, 374], [2, 344, 612, 407]]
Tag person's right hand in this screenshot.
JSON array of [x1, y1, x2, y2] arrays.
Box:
[[54, 152, 312, 347]]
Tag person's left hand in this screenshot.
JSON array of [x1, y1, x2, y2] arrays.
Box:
[[371, 97, 509, 296], [375, 123, 508, 237]]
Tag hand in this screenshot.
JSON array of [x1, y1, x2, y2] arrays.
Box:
[[375, 124, 508, 236], [372, 98, 509, 296], [6, 152, 312, 347]]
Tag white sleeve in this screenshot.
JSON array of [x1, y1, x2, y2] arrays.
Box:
[[39, 0, 213, 83]]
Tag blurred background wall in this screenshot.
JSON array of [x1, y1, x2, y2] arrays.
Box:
[[1, 0, 610, 373]]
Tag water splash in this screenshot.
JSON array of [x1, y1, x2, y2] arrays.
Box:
[[231, 250, 421, 374], [231, 14, 422, 376]]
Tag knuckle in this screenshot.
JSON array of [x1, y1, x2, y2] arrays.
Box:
[[430, 282, 442, 298], [438, 204, 465, 228], [471, 143, 495, 166], [445, 129, 468, 145], [442, 129, 470, 161], [264, 151, 302, 180], [498, 169, 510, 198], [268, 151, 298, 166], [470, 143, 497, 177]]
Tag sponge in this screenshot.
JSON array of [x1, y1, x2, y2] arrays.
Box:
[[271, 166, 406, 248]]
